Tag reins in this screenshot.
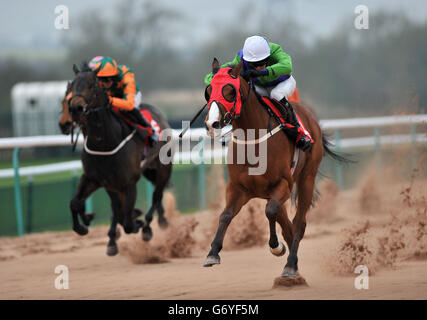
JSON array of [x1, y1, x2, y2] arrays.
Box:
[[83, 129, 137, 156], [69, 78, 137, 156], [231, 79, 283, 145]]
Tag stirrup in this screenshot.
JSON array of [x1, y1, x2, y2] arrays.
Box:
[[296, 136, 312, 152]]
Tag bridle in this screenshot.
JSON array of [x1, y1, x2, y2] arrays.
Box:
[[67, 76, 109, 150], [206, 68, 253, 128], [68, 75, 107, 118], [221, 80, 253, 127]]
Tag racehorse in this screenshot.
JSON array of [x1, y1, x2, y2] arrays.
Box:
[[66, 62, 172, 255], [59, 82, 74, 135], [203, 59, 350, 280]]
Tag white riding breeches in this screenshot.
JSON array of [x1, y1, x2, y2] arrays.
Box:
[[134, 91, 142, 109], [254, 75, 296, 101]]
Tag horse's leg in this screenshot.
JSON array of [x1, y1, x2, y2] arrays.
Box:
[[265, 180, 291, 257], [142, 165, 171, 241], [276, 204, 294, 252], [153, 177, 169, 229], [122, 184, 142, 234], [203, 183, 249, 267], [70, 173, 99, 236], [142, 182, 165, 241], [142, 196, 155, 241], [141, 181, 158, 241], [156, 164, 172, 229], [282, 172, 316, 277], [105, 190, 122, 256]]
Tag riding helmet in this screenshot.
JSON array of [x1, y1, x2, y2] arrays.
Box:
[[242, 35, 271, 62], [92, 56, 119, 77]]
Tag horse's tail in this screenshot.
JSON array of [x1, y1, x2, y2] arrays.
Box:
[[321, 132, 356, 165]]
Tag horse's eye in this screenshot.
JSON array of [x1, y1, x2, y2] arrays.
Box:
[[222, 84, 236, 103], [204, 85, 212, 102]]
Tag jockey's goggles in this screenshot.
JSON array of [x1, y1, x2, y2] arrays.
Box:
[[248, 58, 269, 68], [98, 76, 114, 83]]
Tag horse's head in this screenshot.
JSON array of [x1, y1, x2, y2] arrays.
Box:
[[58, 82, 74, 135], [204, 58, 246, 137], [68, 63, 105, 123]]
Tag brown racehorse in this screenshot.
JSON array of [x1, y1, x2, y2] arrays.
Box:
[[203, 59, 349, 281]]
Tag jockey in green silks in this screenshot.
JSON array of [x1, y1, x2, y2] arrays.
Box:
[[204, 35, 313, 152]]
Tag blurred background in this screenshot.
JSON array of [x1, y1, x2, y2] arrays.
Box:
[[0, 0, 426, 236], [1, 0, 427, 131]]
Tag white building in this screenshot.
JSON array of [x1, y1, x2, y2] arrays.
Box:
[[11, 81, 69, 137]]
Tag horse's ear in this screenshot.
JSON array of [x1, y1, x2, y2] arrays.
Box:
[[73, 64, 80, 75], [212, 58, 220, 74], [230, 61, 243, 78]]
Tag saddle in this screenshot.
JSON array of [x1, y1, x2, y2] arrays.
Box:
[[112, 107, 161, 145], [254, 93, 310, 143]]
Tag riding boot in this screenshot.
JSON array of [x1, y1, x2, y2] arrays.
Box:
[[279, 97, 312, 152], [129, 108, 159, 147]]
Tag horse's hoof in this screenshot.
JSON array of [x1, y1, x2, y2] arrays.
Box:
[[203, 255, 221, 267], [83, 212, 96, 226], [281, 266, 297, 278], [158, 217, 168, 229], [73, 225, 88, 236], [273, 272, 307, 288], [106, 245, 118, 256], [142, 226, 153, 242], [270, 242, 286, 257]]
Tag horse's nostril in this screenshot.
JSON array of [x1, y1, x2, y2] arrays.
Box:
[[212, 121, 221, 129], [70, 105, 83, 114]]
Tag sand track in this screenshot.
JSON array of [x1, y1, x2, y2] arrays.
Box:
[[0, 166, 426, 300]]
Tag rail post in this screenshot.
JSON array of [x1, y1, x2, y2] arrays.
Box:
[[26, 175, 33, 233], [13, 148, 24, 237], [334, 129, 343, 189], [198, 137, 206, 211], [410, 124, 417, 172], [374, 127, 381, 172], [85, 197, 93, 215]]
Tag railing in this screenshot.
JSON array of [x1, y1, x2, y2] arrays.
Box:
[[0, 114, 426, 236]]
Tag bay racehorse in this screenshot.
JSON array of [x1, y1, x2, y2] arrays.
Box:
[[67, 62, 172, 255], [203, 59, 350, 280]]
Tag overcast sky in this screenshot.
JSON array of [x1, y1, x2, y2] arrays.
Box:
[[0, 0, 426, 51]]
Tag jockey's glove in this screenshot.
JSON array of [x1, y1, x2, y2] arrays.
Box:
[[242, 68, 269, 80]]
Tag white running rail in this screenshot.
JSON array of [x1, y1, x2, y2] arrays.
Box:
[[0, 114, 426, 179]]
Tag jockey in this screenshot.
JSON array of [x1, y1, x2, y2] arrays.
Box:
[[88, 56, 158, 146], [204, 36, 313, 152]]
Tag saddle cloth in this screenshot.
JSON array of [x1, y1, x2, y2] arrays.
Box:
[[141, 109, 162, 137], [255, 95, 312, 143]]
